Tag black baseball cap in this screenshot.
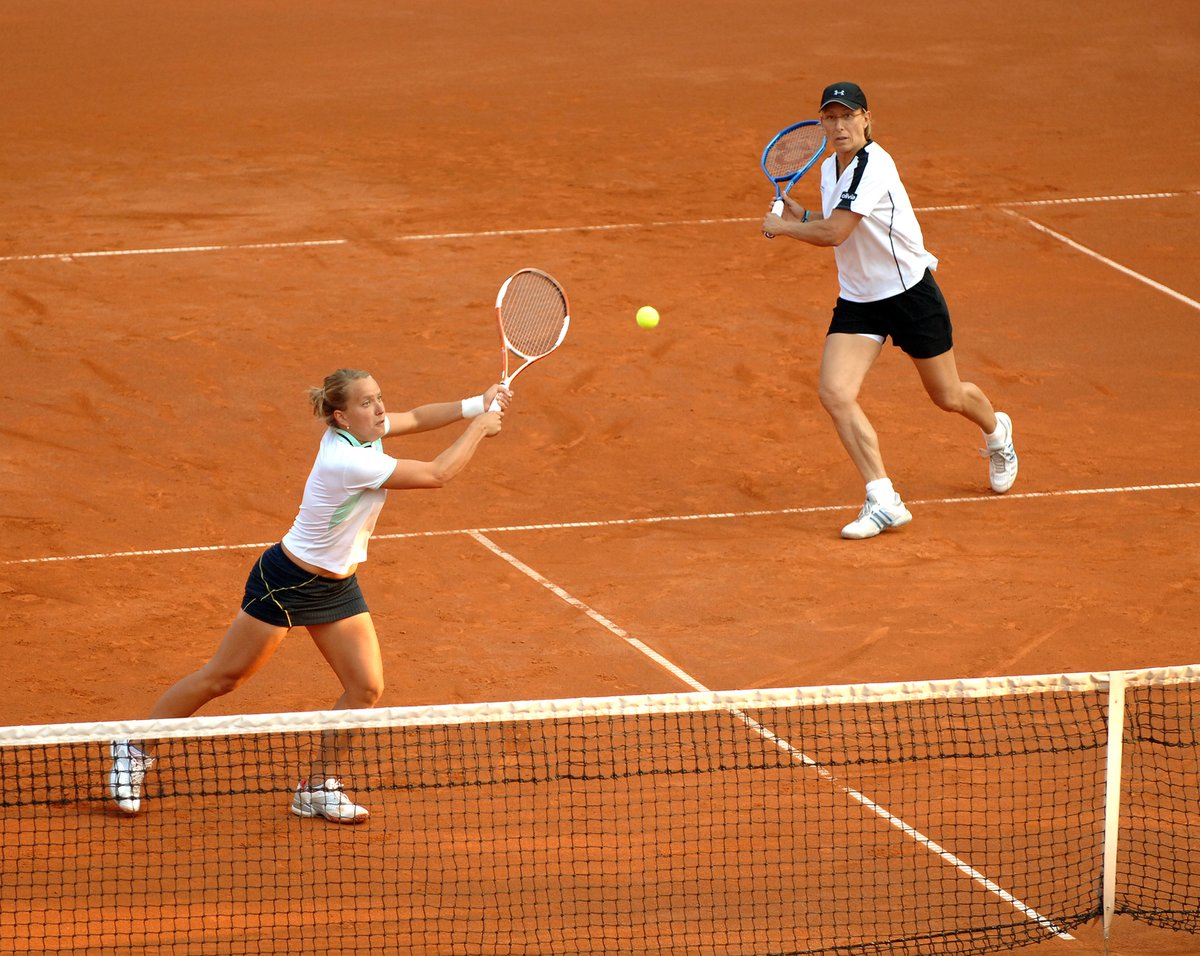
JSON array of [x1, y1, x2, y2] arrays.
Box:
[[819, 82, 868, 111]]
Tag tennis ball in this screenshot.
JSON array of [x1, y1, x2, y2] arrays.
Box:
[[636, 305, 660, 329]]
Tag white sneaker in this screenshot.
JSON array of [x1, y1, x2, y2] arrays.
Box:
[[841, 493, 913, 540], [984, 411, 1018, 493], [290, 778, 369, 824], [108, 740, 155, 814]]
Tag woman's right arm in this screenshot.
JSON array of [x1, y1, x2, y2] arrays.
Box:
[[379, 412, 502, 490]]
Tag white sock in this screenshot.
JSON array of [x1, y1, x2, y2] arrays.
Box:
[[984, 416, 1008, 448], [865, 478, 895, 503]]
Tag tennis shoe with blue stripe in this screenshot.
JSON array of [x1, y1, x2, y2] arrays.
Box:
[[841, 493, 913, 540], [983, 411, 1018, 493], [108, 740, 155, 814], [291, 778, 369, 824]]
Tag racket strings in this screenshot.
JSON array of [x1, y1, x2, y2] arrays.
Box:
[[500, 275, 568, 358], [764, 127, 827, 179]]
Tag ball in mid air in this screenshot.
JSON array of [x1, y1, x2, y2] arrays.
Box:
[[636, 305, 660, 329]]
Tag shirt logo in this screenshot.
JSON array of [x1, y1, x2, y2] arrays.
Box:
[[841, 190, 857, 202]]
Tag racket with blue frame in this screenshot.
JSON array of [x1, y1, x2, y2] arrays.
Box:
[[761, 120, 826, 238]]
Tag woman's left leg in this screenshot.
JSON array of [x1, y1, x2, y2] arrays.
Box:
[[289, 613, 384, 823], [911, 348, 997, 432], [307, 612, 385, 712], [912, 349, 1018, 492]]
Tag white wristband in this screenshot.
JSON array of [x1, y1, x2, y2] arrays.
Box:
[[461, 395, 486, 419]]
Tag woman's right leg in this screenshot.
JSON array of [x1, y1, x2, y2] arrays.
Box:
[[819, 333, 913, 538], [818, 333, 887, 483], [148, 611, 289, 719], [110, 611, 287, 813]]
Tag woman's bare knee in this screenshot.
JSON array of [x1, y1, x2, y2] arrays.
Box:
[[197, 667, 249, 699], [819, 383, 856, 417], [341, 681, 384, 709], [927, 387, 963, 413]]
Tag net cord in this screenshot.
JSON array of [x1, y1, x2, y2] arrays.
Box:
[[4, 665, 1199, 748]]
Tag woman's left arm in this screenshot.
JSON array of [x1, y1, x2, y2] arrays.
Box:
[[763, 196, 861, 247], [387, 384, 511, 437]]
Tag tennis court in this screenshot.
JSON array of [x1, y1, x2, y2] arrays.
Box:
[[1, 1, 1198, 953]]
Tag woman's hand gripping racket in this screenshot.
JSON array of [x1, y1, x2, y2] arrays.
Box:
[[761, 120, 827, 238], [488, 268, 570, 411]]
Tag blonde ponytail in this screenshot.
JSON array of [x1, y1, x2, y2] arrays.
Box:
[[308, 368, 371, 427]]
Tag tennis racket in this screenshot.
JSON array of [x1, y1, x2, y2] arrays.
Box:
[[761, 120, 826, 238], [488, 268, 570, 411]]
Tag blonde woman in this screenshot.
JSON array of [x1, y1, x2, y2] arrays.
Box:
[[108, 369, 510, 821], [763, 82, 1018, 539]]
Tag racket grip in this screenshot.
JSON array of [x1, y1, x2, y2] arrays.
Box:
[[764, 198, 784, 240], [487, 395, 503, 413]]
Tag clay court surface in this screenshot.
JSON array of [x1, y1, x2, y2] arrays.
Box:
[[1, 1, 1198, 953]]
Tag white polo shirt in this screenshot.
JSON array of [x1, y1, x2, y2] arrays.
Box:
[[281, 424, 398, 575], [819, 141, 938, 303]]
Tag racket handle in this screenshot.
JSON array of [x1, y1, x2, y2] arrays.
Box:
[[487, 395, 503, 413], [764, 198, 784, 240]]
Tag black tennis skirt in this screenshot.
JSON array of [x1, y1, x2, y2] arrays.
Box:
[[241, 543, 369, 628]]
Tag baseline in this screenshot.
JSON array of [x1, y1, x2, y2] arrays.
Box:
[[0, 191, 1193, 265]]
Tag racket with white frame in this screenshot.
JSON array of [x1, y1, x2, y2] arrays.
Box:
[[488, 268, 570, 410], [761, 120, 826, 238]]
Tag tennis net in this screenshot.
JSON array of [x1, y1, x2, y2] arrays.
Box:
[[1, 665, 1197, 955]]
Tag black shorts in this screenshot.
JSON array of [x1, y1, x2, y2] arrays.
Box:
[[827, 269, 954, 359], [241, 543, 370, 628]]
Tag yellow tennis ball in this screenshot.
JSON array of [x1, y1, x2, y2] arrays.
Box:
[[636, 305, 660, 329]]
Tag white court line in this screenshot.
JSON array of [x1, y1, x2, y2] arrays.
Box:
[[468, 528, 1074, 942], [0, 190, 1194, 264], [3, 481, 1197, 566], [0, 238, 349, 263], [921, 190, 1196, 214], [1006, 210, 1200, 312], [467, 530, 708, 694]]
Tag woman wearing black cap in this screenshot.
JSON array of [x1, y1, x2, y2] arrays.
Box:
[[762, 82, 1018, 539]]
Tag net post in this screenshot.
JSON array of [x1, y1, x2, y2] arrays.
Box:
[[1101, 669, 1127, 948]]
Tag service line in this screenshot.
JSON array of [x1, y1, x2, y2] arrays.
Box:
[[4, 481, 1197, 566]]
